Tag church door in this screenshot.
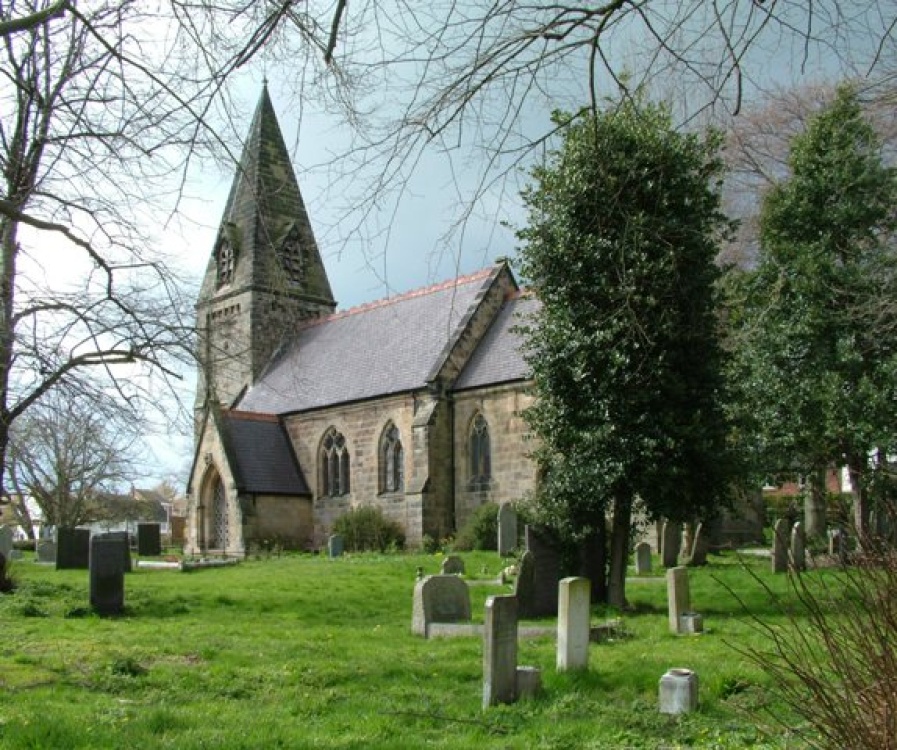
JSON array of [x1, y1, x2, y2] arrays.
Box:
[[210, 476, 229, 550]]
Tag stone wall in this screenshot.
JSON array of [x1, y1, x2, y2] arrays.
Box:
[[283, 393, 422, 547], [244, 494, 314, 550], [453, 384, 537, 531]]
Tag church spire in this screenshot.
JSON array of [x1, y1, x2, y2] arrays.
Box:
[[195, 86, 337, 420]]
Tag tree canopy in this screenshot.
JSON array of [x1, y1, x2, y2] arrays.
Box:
[[517, 100, 734, 605]]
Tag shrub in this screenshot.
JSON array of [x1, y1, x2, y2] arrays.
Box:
[[332, 506, 405, 552], [453, 502, 499, 551]]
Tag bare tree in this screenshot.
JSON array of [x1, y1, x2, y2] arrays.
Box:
[[6, 388, 137, 529], [0, 0, 225, 494]]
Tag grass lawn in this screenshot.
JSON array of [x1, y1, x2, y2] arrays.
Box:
[[0, 550, 818, 749]]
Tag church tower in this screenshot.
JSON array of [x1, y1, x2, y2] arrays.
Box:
[[195, 85, 336, 424]]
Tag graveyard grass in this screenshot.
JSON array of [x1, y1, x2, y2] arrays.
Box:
[[0, 551, 817, 749]]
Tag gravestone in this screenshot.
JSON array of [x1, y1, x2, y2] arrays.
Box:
[[89, 535, 127, 616], [137, 523, 162, 556], [97, 532, 132, 572], [441, 555, 465, 575], [659, 668, 699, 714], [497, 503, 518, 556], [790, 521, 806, 572], [634, 541, 652, 574], [661, 522, 682, 568], [0, 526, 13, 561], [522, 526, 561, 617], [557, 577, 591, 672], [666, 566, 691, 635], [36, 540, 56, 564], [56, 528, 90, 570], [412, 575, 472, 637], [515, 550, 536, 617], [687, 523, 709, 567], [829, 527, 847, 562], [327, 534, 344, 558], [771, 518, 789, 574], [482, 594, 518, 708]]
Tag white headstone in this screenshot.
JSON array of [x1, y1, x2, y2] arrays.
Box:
[[557, 577, 591, 672]]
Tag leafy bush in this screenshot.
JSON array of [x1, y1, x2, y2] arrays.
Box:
[[332, 506, 405, 552], [453, 502, 499, 551]]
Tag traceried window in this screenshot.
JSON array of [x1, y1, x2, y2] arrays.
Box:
[[278, 226, 306, 283], [216, 238, 235, 287], [320, 427, 350, 497], [379, 422, 404, 494], [468, 413, 492, 488]]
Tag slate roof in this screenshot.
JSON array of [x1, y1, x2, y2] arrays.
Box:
[[453, 291, 539, 391], [221, 411, 309, 495], [238, 267, 499, 414]]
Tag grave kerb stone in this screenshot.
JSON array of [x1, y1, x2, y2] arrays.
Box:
[[557, 577, 591, 672], [482, 594, 518, 708]]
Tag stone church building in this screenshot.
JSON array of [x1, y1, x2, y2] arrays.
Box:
[[185, 87, 539, 556]]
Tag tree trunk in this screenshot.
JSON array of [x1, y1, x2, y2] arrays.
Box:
[[804, 466, 828, 539], [607, 493, 632, 610]]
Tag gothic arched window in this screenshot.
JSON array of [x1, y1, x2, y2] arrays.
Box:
[[216, 237, 235, 288], [469, 413, 492, 488], [379, 422, 404, 494], [320, 427, 350, 497], [278, 226, 306, 283]]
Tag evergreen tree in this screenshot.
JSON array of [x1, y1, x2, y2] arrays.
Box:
[[517, 100, 734, 606], [731, 86, 897, 539]]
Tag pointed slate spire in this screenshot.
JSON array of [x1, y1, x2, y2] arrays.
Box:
[[199, 83, 335, 308], [195, 85, 337, 422]]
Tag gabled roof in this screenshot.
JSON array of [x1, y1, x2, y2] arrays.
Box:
[[220, 411, 309, 495], [453, 291, 539, 391], [238, 266, 502, 414]]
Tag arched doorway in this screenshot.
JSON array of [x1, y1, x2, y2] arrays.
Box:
[[202, 469, 229, 551]]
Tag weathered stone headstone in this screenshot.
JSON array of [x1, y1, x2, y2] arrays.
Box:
[[634, 541, 652, 574], [829, 527, 847, 562], [89, 536, 127, 616], [0, 526, 13, 561], [661, 521, 682, 568], [771, 518, 789, 574], [515, 665, 542, 700], [327, 534, 344, 558], [790, 521, 806, 572], [441, 555, 465, 575], [482, 594, 518, 708], [666, 566, 691, 635], [497, 503, 518, 556], [659, 668, 699, 714], [137, 523, 162, 556], [687, 523, 709, 567], [557, 577, 591, 672], [56, 528, 90, 570], [412, 575, 472, 637], [522, 526, 561, 617], [515, 550, 536, 617], [8, 549, 22, 561], [97, 532, 132, 572], [36, 540, 56, 564]]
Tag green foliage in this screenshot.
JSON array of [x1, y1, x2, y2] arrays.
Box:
[[453, 502, 499, 551], [517, 98, 736, 538], [726, 86, 897, 505], [331, 505, 406, 552]]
